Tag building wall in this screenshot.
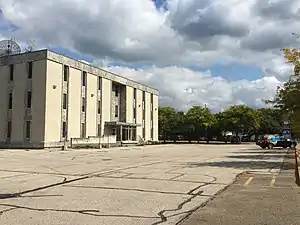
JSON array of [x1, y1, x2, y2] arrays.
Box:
[[44, 60, 62, 143], [31, 60, 47, 143], [11, 63, 27, 142], [136, 89, 143, 139], [0, 65, 8, 142], [67, 67, 81, 139], [153, 94, 159, 141], [145, 92, 151, 141], [101, 78, 112, 136], [86, 73, 97, 137], [126, 86, 134, 123], [0, 60, 47, 146]]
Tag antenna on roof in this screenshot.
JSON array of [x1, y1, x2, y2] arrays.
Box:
[[24, 40, 36, 52]]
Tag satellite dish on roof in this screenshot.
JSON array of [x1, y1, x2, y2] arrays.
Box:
[[0, 39, 21, 57]]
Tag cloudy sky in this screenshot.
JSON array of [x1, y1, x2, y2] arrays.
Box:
[[0, 0, 299, 112]]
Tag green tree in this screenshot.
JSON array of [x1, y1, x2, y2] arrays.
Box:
[[185, 106, 216, 143], [221, 105, 260, 137], [158, 107, 179, 141], [256, 108, 282, 135], [267, 44, 300, 137]]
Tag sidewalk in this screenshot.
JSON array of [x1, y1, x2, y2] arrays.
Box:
[[180, 149, 300, 225]]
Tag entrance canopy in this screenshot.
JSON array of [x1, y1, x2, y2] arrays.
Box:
[[105, 121, 141, 142], [105, 121, 141, 127]]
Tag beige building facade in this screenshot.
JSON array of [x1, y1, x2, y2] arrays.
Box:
[[0, 50, 159, 148]]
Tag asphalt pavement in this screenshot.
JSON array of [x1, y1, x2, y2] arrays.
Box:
[[180, 149, 300, 225], [0, 144, 295, 225]]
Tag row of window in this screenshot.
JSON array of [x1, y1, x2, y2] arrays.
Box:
[[9, 62, 33, 81], [6, 121, 31, 140], [8, 91, 32, 109], [63, 65, 102, 91]]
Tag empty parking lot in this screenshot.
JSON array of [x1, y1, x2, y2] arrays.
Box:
[[0, 144, 289, 225]]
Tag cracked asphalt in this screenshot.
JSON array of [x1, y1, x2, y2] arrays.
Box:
[[0, 144, 289, 225]]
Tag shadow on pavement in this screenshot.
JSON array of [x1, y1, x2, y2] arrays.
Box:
[[186, 149, 294, 171], [234, 150, 288, 154], [226, 154, 294, 160]]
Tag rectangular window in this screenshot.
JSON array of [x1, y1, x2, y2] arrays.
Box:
[[151, 128, 153, 140], [9, 64, 14, 81], [115, 105, 118, 117], [63, 65, 69, 82], [82, 71, 86, 86], [97, 124, 101, 136], [97, 101, 101, 114], [62, 122, 67, 138], [81, 123, 86, 138], [7, 122, 12, 139], [115, 87, 119, 97], [151, 94, 153, 112], [8, 93, 12, 109], [133, 88, 137, 99], [142, 101, 145, 110], [28, 62, 33, 79], [25, 121, 31, 139], [63, 94, 67, 109], [27, 91, 32, 108], [82, 98, 85, 112], [133, 106, 136, 119], [98, 77, 101, 90], [132, 127, 136, 141]]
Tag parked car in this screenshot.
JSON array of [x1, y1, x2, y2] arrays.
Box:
[[256, 134, 297, 149]]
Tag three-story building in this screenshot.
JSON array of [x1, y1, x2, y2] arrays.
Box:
[[0, 50, 159, 148]]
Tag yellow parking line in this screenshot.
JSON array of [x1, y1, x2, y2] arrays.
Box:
[[244, 177, 253, 186], [270, 176, 276, 186]]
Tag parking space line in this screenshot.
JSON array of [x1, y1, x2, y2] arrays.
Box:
[[244, 177, 253, 186], [270, 176, 276, 186]]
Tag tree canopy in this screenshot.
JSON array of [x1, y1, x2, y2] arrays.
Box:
[[267, 38, 300, 136], [158, 105, 283, 141]]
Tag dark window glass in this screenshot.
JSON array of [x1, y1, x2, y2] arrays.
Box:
[[25, 121, 31, 139], [98, 77, 101, 90], [28, 62, 33, 78], [9, 64, 14, 81], [7, 122, 12, 139], [82, 98, 85, 112], [27, 91, 32, 108], [98, 124, 101, 136], [82, 71, 86, 86], [8, 93, 12, 109], [98, 101, 101, 114], [132, 127, 136, 141], [63, 94, 67, 109], [115, 105, 118, 117], [63, 65, 69, 81], [81, 123, 86, 138], [62, 122, 67, 137]]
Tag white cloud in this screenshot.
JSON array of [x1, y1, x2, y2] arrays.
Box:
[[106, 65, 282, 111], [0, 0, 299, 111]]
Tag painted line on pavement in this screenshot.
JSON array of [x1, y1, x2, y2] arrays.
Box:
[[244, 177, 253, 186], [270, 176, 276, 186]]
